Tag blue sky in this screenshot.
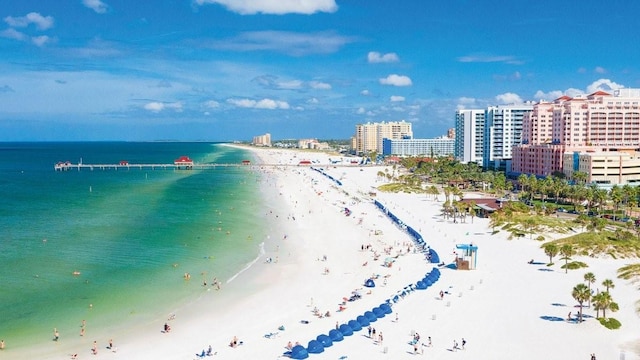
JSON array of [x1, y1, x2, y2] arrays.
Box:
[[1, 0, 639, 141]]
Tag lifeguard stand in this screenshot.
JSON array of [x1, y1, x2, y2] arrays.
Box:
[[455, 244, 478, 270]]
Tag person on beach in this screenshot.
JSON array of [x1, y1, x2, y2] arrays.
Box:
[[92, 340, 98, 355], [80, 327, 85, 337], [54, 328, 59, 341], [453, 340, 459, 351], [440, 290, 444, 300], [462, 338, 466, 349], [567, 312, 572, 321], [0, 339, 4, 350], [108, 339, 114, 349], [428, 336, 432, 347], [368, 326, 372, 338], [286, 341, 293, 350]]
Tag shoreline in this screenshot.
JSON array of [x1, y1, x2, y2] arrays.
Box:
[[6, 144, 640, 359]]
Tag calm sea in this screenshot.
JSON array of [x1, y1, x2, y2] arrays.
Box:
[[0, 142, 267, 350]]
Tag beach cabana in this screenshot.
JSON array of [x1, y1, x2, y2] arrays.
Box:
[[372, 307, 385, 319], [316, 334, 332, 348], [338, 324, 354, 336], [328, 329, 344, 342], [348, 319, 362, 331], [364, 278, 375, 288], [290, 345, 309, 359], [356, 315, 370, 327], [307, 340, 324, 354], [379, 303, 392, 314], [364, 310, 377, 322], [455, 243, 478, 270]]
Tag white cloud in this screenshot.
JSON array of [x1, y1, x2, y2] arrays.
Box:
[[360, 90, 370, 96], [227, 98, 290, 110], [194, 0, 338, 15], [533, 90, 564, 101], [457, 53, 523, 65], [356, 107, 365, 114], [204, 100, 220, 108], [31, 35, 50, 47], [495, 92, 523, 104], [4, 12, 54, 30], [379, 74, 412, 87], [0, 28, 27, 41], [277, 80, 303, 90], [83, 0, 109, 14], [307, 97, 319, 104], [209, 31, 354, 56], [367, 51, 399, 63], [390, 95, 405, 102], [143, 101, 183, 112], [586, 78, 624, 93], [310, 81, 331, 90], [594, 66, 607, 74]]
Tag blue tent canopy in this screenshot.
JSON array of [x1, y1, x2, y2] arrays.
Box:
[[379, 303, 392, 314], [364, 311, 377, 322], [415, 280, 427, 290], [348, 319, 362, 331], [316, 334, 332, 348], [338, 324, 354, 336], [307, 340, 324, 354], [356, 315, 370, 327], [328, 329, 344, 342], [364, 278, 375, 288], [290, 345, 309, 359], [372, 307, 385, 318]]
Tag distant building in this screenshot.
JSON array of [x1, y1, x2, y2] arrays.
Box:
[[455, 109, 485, 165], [512, 89, 640, 180], [382, 136, 454, 157], [298, 138, 330, 150], [563, 150, 640, 187], [252, 133, 272, 147], [482, 104, 534, 170], [447, 127, 455, 139], [354, 121, 413, 154]]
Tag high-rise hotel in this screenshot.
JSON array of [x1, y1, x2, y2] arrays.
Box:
[[353, 120, 413, 154]]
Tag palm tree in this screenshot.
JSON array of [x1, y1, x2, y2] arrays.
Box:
[[592, 291, 618, 319], [572, 170, 588, 185], [584, 272, 596, 307], [602, 279, 615, 293], [572, 283, 591, 322], [560, 244, 573, 274], [610, 185, 623, 220], [542, 243, 558, 265], [469, 201, 476, 223], [592, 291, 606, 318]]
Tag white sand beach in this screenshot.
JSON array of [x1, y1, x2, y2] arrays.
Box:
[[12, 145, 640, 360]]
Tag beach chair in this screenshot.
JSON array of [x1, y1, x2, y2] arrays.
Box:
[[195, 350, 206, 359]]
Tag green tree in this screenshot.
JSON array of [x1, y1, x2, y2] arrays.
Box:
[[584, 272, 596, 307], [560, 244, 573, 274], [572, 283, 591, 322], [542, 243, 558, 265], [602, 279, 615, 293]]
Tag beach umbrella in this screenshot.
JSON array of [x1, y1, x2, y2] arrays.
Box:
[[338, 324, 354, 336], [316, 334, 332, 348], [307, 340, 324, 354], [348, 319, 362, 331], [364, 311, 377, 322], [290, 345, 309, 359], [379, 303, 392, 314], [364, 278, 376, 288], [416, 280, 427, 290], [328, 329, 344, 342], [422, 277, 433, 286], [372, 307, 385, 318], [356, 315, 370, 327]]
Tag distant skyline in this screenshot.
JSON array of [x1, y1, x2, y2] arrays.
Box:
[[1, 0, 639, 141]]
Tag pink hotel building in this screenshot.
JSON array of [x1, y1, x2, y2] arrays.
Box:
[[512, 89, 640, 183]]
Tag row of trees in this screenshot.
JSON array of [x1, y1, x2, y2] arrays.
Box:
[[571, 272, 617, 323]]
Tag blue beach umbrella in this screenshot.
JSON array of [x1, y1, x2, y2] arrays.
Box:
[[329, 329, 344, 342], [416, 280, 427, 290], [372, 307, 385, 318], [316, 334, 332, 348], [290, 345, 309, 359], [356, 315, 370, 327], [364, 310, 377, 322], [307, 340, 324, 354], [379, 303, 393, 314], [348, 319, 362, 331], [338, 323, 354, 336]]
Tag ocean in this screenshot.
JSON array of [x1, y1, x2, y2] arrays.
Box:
[[0, 142, 268, 350]]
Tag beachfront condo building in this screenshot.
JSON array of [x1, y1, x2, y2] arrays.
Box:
[[563, 150, 640, 187], [454, 109, 485, 165], [482, 104, 534, 171], [512, 89, 640, 183], [382, 136, 455, 157], [252, 133, 272, 147], [354, 120, 413, 154]]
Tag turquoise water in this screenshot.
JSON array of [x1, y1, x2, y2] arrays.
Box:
[[0, 142, 267, 349]]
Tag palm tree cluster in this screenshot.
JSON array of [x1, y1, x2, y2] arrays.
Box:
[[517, 172, 640, 220], [571, 273, 618, 323]]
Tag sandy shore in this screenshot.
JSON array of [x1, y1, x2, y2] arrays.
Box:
[[12, 145, 640, 360]]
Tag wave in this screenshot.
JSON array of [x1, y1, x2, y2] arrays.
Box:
[[226, 241, 265, 284]]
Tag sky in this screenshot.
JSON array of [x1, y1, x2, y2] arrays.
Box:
[[1, 0, 639, 141]]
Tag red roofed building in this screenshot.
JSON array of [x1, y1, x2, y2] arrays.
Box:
[[174, 156, 194, 169]]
